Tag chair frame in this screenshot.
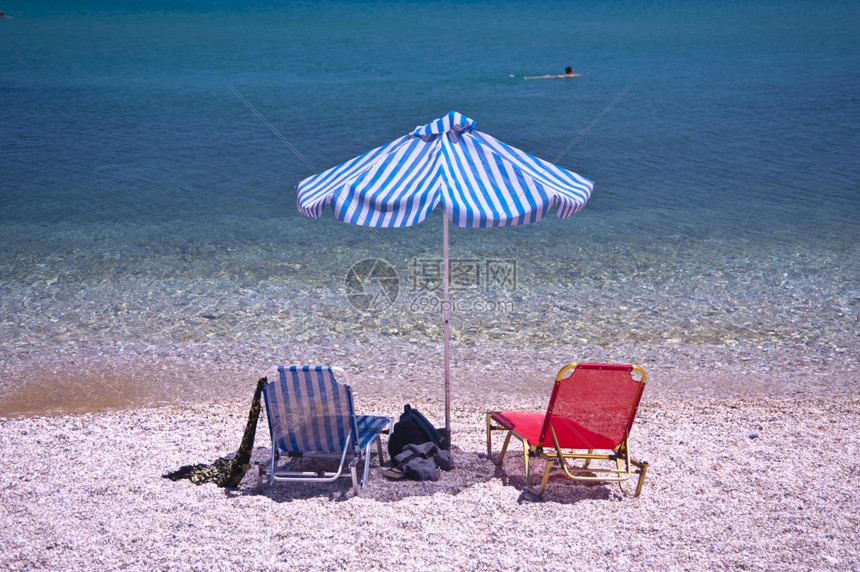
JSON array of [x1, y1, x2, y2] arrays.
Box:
[[486, 362, 649, 497], [259, 365, 391, 495]]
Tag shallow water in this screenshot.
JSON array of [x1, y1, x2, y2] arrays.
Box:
[[1, 1, 858, 415]]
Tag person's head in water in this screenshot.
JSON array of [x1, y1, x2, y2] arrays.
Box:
[[565, 66, 573, 75]]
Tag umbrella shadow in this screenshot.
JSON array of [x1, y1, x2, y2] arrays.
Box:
[[223, 446, 615, 505], [359, 445, 498, 502], [226, 445, 498, 503]]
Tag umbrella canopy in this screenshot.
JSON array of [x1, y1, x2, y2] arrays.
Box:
[[298, 111, 593, 228], [296, 111, 595, 445]]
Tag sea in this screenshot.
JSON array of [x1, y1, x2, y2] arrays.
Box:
[[1, 0, 858, 416]]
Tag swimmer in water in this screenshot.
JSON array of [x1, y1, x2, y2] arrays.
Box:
[[524, 66, 582, 80]]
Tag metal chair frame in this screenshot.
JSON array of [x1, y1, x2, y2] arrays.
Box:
[[259, 365, 390, 495], [487, 362, 649, 497]]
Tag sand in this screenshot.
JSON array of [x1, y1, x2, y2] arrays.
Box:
[[1, 392, 858, 571]]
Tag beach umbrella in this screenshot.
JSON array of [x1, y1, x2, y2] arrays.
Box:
[[296, 111, 594, 446]]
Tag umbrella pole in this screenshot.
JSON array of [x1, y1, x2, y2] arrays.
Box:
[[443, 215, 451, 448]]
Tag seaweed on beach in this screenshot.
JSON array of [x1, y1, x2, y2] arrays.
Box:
[[163, 377, 267, 488]]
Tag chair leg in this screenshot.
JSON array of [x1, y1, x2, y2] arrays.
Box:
[[583, 449, 594, 469], [493, 432, 512, 466], [485, 413, 494, 459], [349, 456, 361, 496], [376, 433, 384, 465], [522, 443, 531, 488], [619, 459, 648, 497], [526, 459, 553, 497], [523, 442, 552, 496], [362, 441, 374, 488], [486, 413, 513, 466], [253, 462, 265, 492]]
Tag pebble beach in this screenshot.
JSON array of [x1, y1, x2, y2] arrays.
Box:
[[1, 391, 858, 571]]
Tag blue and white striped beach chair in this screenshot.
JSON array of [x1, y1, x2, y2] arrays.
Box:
[[260, 365, 391, 495]]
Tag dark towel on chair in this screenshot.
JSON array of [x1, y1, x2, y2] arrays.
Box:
[[393, 442, 455, 481]]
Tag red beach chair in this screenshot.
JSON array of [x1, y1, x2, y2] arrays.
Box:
[[486, 363, 649, 497]]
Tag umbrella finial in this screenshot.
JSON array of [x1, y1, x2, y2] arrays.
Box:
[[412, 111, 477, 141]]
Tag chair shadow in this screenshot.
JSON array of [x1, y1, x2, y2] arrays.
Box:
[[222, 446, 616, 504], [496, 465, 614, 505], [225, 444, 497, 503]]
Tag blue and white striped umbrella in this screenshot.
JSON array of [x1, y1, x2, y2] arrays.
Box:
[[296, 111, 594, 446], [298, 111, 593, 228]]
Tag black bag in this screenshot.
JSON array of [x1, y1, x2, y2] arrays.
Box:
[[387, 404, 445, 459]]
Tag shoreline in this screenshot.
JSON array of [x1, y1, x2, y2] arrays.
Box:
[[2, 209, 857, 418], [1, 337, 857, 418], [1, 394, 858, 570]]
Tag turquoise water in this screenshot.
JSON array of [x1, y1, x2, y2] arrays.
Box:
[[1, 1, 858, 414]]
